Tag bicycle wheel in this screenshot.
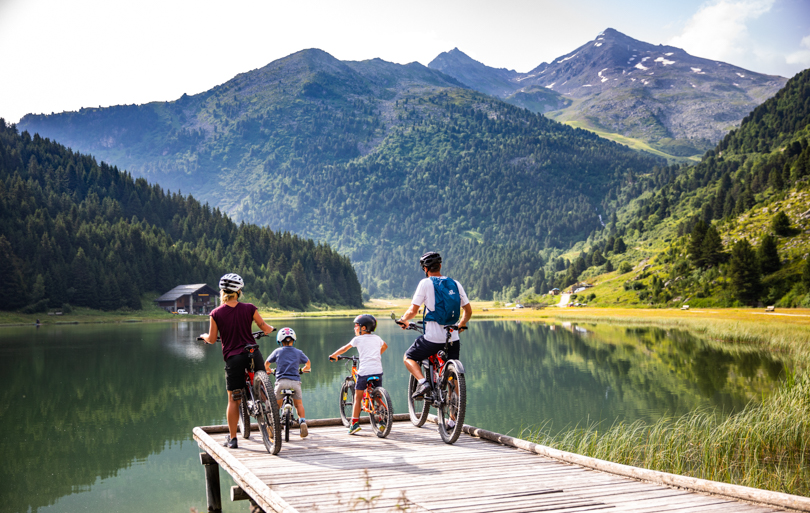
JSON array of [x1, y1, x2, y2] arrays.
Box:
[[237, 389, 251, 439], [338, 379, 354, 427], [407, 374, 429, 427], [284, 409, 291, 442], [253, 371, 282, 455], [368, 387, 394, 438], [437, 362, 466, 444]]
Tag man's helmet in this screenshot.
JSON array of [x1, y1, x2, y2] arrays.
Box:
[[219, 273, 244, 292], [419, 251, 442, 271], [353, 314, 377, 333], [277, 327, 296, 345]]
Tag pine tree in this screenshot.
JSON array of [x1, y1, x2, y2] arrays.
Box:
[[689, 220, 708, 267], [771, 211, 792, 236], [803, 257, 810, 291], [613, 237, 626, 254], [729, 239, 761, 305], [700, 225, 725, 267], [757, 233, 780, 275]]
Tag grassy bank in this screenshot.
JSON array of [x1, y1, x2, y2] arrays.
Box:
[[526, 371, 810, 496]]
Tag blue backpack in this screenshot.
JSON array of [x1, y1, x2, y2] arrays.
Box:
[[424, 277, 461, 325]]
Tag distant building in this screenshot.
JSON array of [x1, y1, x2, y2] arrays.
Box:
[[549, 288, 561, 296], [155, 284, 218, 314]]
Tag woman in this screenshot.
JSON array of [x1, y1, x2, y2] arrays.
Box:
[[200, 273, 275, 448]]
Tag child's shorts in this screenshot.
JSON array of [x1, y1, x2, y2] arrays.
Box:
[[355, 373, 383, 391], [275, 378, 303, 400]]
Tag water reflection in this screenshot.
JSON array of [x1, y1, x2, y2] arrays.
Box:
[[0, 319, 786, 513]]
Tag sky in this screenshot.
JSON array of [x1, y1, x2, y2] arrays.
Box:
[[1, 0, 808, 124]]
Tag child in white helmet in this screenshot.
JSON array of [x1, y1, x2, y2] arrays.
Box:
[[265, 327, 311, 437]]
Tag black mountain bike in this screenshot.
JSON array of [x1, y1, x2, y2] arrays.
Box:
[[198, 331, 282, 455], [393, 313, 468, 444], [331, 355, 394, 438]]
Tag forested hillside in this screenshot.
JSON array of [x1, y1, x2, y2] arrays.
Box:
[[0, 121, 362, 312], [18, 50, 662, 297], [524, 68, 810, 308]]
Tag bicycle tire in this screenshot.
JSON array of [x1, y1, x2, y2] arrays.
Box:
[[338, 379, 354, 427], [253, 371, 282, 455], [237, 387, 251, 438], [407, 374, 429, 427], [437, 362, 466, 444], [369, 387, 394, 438], [284, 409, 291, 442]]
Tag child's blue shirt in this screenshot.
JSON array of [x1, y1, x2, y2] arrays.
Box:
[[267, 346, 309, 381]]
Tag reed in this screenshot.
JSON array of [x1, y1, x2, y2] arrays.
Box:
[[525, 371, 810, 495]]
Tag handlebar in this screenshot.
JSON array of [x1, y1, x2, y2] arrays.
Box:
[[196, 327, 277, 342], [330, 355, 358, 362], [389, 311, 467, 334]]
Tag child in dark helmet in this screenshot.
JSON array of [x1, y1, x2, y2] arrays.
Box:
[[329, 315, 388, 435]]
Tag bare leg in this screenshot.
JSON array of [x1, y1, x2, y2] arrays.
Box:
[[404, 356, 424, 381], [293, 399, 306, 419], [226, 391, 240, 439], [352, 388, 364, 419]]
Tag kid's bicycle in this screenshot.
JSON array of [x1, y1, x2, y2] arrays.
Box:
[[393, 313, 467, 444], [275, 368, 309, 442], [198, 331, 282, 455], [330, 355, 394, 438]]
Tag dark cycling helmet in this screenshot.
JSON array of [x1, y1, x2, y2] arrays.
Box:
[[219, 273, 244, 292], [419, 251, 442, 270], [353, 314, 377, 333]]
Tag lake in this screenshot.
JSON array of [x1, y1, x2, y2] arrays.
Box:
[[0, 319, 786, 512]]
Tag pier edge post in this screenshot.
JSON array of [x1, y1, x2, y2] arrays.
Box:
[[200, 452, 222, 512]]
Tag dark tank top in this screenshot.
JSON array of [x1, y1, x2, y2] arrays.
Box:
[[210, 302, 257, 360]]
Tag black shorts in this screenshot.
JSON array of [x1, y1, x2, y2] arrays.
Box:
[[405, 335, 460, 363], [356, 373, 383, 391], [224, 350, 265, 391]]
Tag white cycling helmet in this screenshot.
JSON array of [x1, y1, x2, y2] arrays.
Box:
[[219, 273, 244, 292], [277, 327, 296, 345]]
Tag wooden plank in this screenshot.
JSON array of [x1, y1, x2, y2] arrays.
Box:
[[195, 420, 800, 513]]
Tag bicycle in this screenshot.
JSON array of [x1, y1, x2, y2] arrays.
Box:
[[274, 367, 309, 442], [330, 355, 394, 438], [393, 312, 467, 444], [197, 331, 282, 455]]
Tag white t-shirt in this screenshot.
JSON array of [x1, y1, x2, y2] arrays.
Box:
[[412, 277, 470, 343], [349, 333, 386, 375]]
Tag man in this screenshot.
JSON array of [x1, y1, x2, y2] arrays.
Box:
[[398, 251, 472, 398]]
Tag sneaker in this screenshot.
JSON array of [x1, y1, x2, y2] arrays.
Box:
[[446, 419, 456, 429], [299, 421, 308, 438], [223, 436, 238, 449], [411, 381, 432, 399], [348, 422, 362, 435]]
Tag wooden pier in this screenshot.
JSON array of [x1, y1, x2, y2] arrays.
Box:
[[193, 417, 810, 513]]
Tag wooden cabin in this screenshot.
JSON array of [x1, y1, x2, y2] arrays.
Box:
[[155, 284, 218, 314]]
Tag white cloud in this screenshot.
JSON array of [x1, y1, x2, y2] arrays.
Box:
[[668, 0, 774, 65], [786, 34, 810, 68]]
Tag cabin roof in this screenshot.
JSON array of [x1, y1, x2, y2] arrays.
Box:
[[155, 284, 216, 302]]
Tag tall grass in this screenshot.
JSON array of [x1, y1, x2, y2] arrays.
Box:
[[525, 371, 810, 495]]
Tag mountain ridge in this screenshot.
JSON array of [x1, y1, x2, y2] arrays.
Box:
[[428, 28, 788, 157]]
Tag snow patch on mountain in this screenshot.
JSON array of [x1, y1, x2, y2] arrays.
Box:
[[655, 56, 675, 65], [594, 42, 603, 47], [635, 62, 649, 71], [556, 53, 579, 64]]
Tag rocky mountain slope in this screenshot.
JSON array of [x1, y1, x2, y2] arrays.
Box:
[[429, 28, 788, 158]]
